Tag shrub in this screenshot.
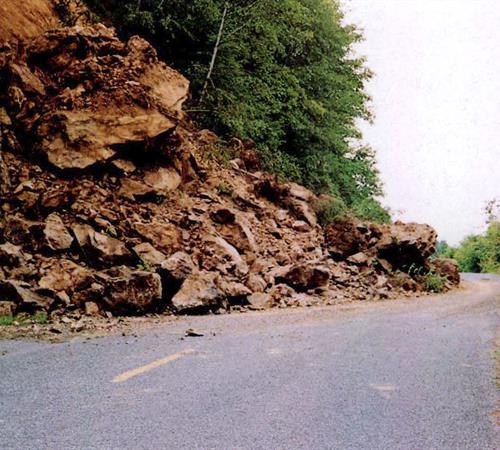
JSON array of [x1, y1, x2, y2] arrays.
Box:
[[312, 196, 348, 227], [422, 271, 448, 293], [453, 222, 500, 274]]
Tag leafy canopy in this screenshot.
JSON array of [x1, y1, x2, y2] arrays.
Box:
[[436, 222, 500, 274]]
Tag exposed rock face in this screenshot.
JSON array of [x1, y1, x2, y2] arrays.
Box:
[[0, 0, 58, 42], [0, 18, 455, 320], [0, 25, 189, 170]]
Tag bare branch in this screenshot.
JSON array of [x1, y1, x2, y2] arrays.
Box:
[[199, 2, 229, 103]]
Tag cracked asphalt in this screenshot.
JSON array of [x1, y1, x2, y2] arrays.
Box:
[[1, 274, 499, 449]]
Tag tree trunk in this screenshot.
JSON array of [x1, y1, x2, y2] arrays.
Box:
[[199, 3, 229, 103]]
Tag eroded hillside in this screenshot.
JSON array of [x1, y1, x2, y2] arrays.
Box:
[[0, 4, 459, 334]]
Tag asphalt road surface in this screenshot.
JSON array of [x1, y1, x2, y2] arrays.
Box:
[[1, 274, 499, 450]]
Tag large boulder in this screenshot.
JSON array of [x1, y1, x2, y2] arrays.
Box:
[[95, 266, 162, 314], [38, 259, 93, 293], [43, 213, 73, 251], [0, 280, 53, 312], [159, 251, 196, 300], [324, 217, 369, 259], [133, 221, 182, 255], [170, 271, 222, 313], [324, 217, 438, 272], [73, 224, 132, 267], [279, 264, 331, 292], [430, 258, 460, 285], [375, 222, 438, 269], [0, 25, 189, 170]]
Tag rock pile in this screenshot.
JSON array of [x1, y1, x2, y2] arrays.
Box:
[[0, 23, 458, 320]]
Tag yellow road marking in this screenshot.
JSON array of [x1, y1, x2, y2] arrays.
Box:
[[112, 349, 195, 383]]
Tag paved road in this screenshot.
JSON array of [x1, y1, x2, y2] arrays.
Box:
[[1, 274, 499, 450]]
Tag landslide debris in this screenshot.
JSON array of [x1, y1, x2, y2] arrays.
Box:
[[0, 21, 459, 331]]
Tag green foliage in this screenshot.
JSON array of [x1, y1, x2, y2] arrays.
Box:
[[0, 312, 48, 326], [0, 315, 15, 326], [312, 196, 347, 227], [450, 222, 500, 274], [84, 0, 389, 221], [216, 182, 234, 197], [422, 270, 448, 293], [407, 263, 425, 278], [434, 240, 456, 259]]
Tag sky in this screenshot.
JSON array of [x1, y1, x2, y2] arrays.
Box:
[[343, 0, 500, 245]]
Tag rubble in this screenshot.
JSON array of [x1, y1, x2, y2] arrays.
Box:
[[0, 19, 458, 328]]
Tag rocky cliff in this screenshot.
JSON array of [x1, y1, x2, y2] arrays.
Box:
[[0, 8, 459, 326]]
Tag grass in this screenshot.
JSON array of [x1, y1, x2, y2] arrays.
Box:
[[0, 315, 15, 326], [216, 182, 235, 197], [0, 312, 48, 327]]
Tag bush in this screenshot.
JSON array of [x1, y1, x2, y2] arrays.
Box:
[[452, 222, 500, 274], [312, 196, 348, 227], [422, 271, 448, 293]]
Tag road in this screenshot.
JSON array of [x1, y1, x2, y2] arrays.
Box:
[[1, 274, 499, 450]]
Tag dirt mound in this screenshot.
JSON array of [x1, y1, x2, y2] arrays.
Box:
[[0, 23, 457, 323]]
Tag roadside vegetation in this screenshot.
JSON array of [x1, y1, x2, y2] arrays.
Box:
[[435, 200, 500, 275], [0, 312, 48, 327], [83, 0, 390, 223]]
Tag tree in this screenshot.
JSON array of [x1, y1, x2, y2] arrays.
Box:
[[84, 0, 389, 222]]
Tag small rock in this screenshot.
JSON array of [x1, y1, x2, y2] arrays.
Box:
[[71, 320, 85, 333], [291, 220, 310, 232], [44, 213, 73, 251], [144, 167, 182, 192], [185, 328, 204, 337], [50, 324, 64, 334], [347, 252, 369, 266], [247, 293, 272, 310], [133, 242, 166, 268], [111, 159, 136, 174], [0, 301, 15, 316], [85, 301, 100, 316]]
